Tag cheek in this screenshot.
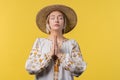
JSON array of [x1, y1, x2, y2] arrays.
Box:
[[48, 20, 54, 26], [60, 20, 64, 26]]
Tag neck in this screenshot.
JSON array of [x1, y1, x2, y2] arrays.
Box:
[[47, 30, 65, 41]]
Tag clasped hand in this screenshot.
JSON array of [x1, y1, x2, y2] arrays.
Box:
[[49, 36, 63, 60]]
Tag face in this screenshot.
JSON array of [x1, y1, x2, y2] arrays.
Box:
[[48, 11, 64, 32]]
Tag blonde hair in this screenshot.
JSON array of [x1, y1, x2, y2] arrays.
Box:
[[46, 11, 67, 34]]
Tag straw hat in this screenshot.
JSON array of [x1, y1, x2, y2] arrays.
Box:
[[36, 4, 77, 34]]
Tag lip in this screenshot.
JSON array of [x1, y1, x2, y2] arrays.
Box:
[[54, 24, 60, 26]]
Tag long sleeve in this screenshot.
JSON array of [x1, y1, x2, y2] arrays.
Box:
[[60, 40, 86, 77], [25, 38, 52, 74]]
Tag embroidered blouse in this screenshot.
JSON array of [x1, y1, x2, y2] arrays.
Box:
[[25, 38, 86, 80]]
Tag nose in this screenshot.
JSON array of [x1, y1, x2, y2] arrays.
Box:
[[55, 17, 59, 23]]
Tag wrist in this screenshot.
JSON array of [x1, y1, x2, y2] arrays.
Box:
[[58, 53, 63, 60]]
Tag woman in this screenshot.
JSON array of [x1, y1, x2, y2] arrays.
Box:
[[25, 4, 86, 80]]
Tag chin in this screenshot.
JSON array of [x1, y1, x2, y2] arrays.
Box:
[[52, 29, 62, 32], [52, 27, 61, 30]]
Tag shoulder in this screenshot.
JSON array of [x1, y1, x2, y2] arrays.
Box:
[[67, 39, 79, 44], [34, 37, 48, 42], [67, 39, 81, 51], [64, 39, 80, 48], [33, 37, 51, 45]]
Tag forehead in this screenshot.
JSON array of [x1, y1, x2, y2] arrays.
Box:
[[49, 10, 63, 16]]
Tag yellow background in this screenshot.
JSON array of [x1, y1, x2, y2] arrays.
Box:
[[0, 0, 120, 80]]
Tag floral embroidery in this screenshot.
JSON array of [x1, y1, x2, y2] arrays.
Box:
[[39, 59, 42, 62], [34, 52, 37, 55], [59, 40, 86, 76], [25, 38, 86, 80]]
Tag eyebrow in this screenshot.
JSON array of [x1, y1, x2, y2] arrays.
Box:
[[50, 14, 63, 17]]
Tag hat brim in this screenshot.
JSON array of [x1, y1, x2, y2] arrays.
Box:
[[36, 4, 77, 34]]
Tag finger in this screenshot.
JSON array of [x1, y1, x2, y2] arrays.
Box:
[[54, 36, 57, 48], [53, 36, 56, 54], [54, 36, 57, 46], [55, 36, 58, 55], [54, 36, 58, 55], [51, 41, 54, 51]]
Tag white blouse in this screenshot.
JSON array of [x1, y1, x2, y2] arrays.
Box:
[[25, 38, 86, 80]]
